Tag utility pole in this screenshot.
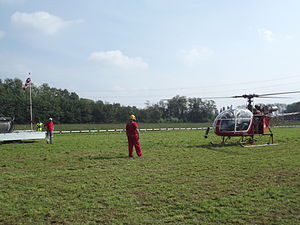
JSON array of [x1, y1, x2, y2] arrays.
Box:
[[29, 73, 33, 130]]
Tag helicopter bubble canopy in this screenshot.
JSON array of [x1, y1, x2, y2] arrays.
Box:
[[213, 109, 253, 132]]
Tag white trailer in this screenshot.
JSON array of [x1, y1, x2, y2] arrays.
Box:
[[0, 130, 45, 142]]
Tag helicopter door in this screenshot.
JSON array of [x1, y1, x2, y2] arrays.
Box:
[[220, 119, 235, 132]]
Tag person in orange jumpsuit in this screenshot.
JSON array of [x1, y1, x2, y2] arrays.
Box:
[[126, 115, 142, 158]]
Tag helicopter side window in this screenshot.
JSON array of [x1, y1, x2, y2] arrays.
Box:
[[220, 119, 235, 132], [235, 118, 251, 131], [217, 110, 235, 132]]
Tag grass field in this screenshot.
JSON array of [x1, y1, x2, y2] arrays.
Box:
[[0, 127, 299, 224]]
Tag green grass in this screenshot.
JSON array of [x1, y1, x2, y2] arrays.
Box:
[[0, 128, 299, 224]]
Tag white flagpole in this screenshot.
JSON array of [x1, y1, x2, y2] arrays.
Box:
[[29, 73, 33, 130]]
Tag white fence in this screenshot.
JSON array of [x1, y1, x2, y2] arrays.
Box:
[[53, 125, 300, 134]]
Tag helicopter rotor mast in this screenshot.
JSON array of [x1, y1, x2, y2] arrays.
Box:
[[232, 94, 259, 111]]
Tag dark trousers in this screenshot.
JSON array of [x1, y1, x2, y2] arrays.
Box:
[[46, 131, 53, 144]]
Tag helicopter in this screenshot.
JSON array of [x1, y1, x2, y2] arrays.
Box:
[[204, 90, 300, 147]]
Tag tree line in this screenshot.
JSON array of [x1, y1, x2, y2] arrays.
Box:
[[285, 101, 300, 113], [1, 78, 299, 124], [0, 78, 217, 124]]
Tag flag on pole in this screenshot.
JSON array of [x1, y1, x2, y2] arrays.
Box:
[[23, 77, 31, 90]]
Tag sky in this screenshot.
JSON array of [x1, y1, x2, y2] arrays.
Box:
[[1, 0, 300, 110]]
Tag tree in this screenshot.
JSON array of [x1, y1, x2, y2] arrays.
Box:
[[285, 102, 300, 113], [145, 104, 162, 123], [166, 95, 188, 122], [187, 98, 217, 122], [187, 98, 204, 122]]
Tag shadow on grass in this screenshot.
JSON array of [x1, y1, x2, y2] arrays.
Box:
[[0, 140, 36, 145], [187, 143, 247, 155], [80, 155, 129, 161]]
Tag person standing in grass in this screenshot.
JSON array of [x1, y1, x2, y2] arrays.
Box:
[[126, 115, 142, 158], [45, 118, 54, 144], [36, 120, 43, 132]]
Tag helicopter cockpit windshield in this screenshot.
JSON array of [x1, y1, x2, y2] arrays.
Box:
[[213, 109, 253, 132]]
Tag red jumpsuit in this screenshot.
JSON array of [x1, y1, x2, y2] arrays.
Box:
[[126, 121, 142, 157]]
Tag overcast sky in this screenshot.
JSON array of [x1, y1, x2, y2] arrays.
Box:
[[1, 0, 300, 109]]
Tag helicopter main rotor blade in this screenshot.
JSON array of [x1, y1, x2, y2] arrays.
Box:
[[201, 90, 300, 100], [255, 96, 290, 99], [257, 90, 300, 97], [203, 95, 262, 99], [202, 96, 233, 99]]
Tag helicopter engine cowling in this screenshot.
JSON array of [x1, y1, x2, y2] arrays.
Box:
[[254, 104, 278, 114], [267, 106, 278, 113]]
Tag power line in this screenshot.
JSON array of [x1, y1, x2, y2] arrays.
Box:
[[70, 75, 300, 93]]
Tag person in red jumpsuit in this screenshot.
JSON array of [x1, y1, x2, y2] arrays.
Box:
[[126, 115, 142, 158]]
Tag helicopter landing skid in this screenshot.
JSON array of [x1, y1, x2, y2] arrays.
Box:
[[209, 142, 241, 147], [209, 133, 277, 147], [239, 132, 276, 147], [240, 143, 278, 148]]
